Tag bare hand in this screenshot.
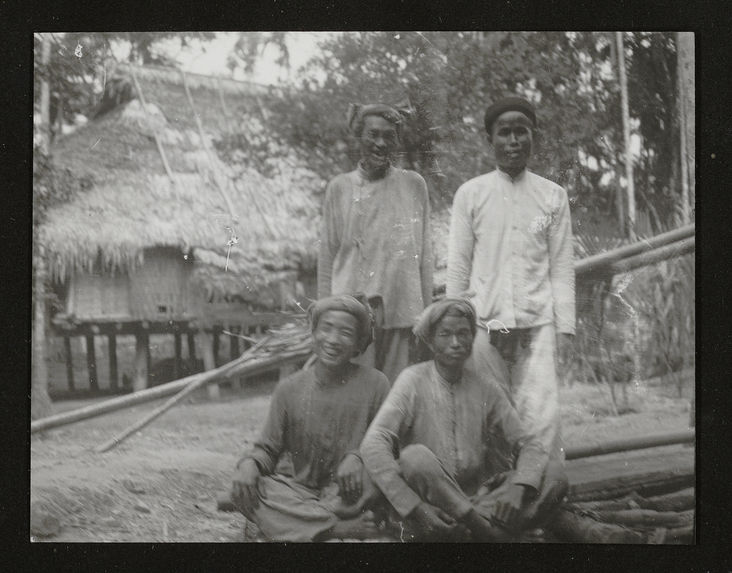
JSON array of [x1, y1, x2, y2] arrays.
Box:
[[336, 453, 364, 505], [556, 333, 574, 370], [410, 502, 458, 540], [491, 484, 530, 532], [231, 459, 266, 517]]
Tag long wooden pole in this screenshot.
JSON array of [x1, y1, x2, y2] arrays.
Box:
[[128, 66, 176, 183], [607, 236, 694, 276], [95, 336, 273, 452], [616, 31, 636, 240], [574, 224, 694, 276], [31, 345, 310, 434], [565, 429, 694, 461]]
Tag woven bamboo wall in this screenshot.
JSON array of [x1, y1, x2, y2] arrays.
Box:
[[68, 272, 131, 320], [129, 247, 192, 321]]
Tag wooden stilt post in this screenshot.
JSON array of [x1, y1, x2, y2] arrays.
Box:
[[108, 334, 118, 391], [134, 331, 149, 392], [144, 329, 151, 380], [187, 333, 196, 361], [174, 332, 182, 380], [229, 327, 241, 390], [85, 334, 98, 391], [197, 330, 220, 400], [64, 336, 75, 392], [212, 328, 220, 365]]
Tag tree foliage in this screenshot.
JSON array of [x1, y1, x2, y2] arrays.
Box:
[[227, 31, 683, 232]]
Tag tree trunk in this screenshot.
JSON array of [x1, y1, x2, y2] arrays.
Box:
[[677, 32, 695, 219], [32, 244, 52, 420], [616, 32, 636, 240], [31, 36, 53, 421]]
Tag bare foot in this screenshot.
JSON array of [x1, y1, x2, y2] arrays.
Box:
[[462, 509, 515, 542], [332, 497, 365, 519], [328, 511, 380, 540]]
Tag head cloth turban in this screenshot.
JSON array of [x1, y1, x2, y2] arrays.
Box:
[[484, 96, 537, 134], [307, 293, 375, 354], [412, 297, 477, 345], [347, 103, 405, 137]]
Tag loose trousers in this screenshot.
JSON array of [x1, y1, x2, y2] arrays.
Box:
[[397, 444, 568, 536], [242, 474, 341, 542], [468, 323, 564, 460]]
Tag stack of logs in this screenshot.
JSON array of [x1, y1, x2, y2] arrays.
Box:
[[548, 480, 695, 544]]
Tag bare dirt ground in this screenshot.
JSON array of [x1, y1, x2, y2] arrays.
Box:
[[30, 374, 694, 543]]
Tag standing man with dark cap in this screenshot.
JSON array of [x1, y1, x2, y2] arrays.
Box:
[[446, 96, 575, 468], [318, 103, 433, 383]]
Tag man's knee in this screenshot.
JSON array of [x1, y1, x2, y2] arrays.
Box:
[[399, 444, 441, 483]]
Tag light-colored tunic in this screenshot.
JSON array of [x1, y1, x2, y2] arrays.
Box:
[[360, 361, 546, 518], [318, 164, 433, 329], [446, 168, 575, 334], [447, 167, 575, 462], [238, 363, 390, 541]]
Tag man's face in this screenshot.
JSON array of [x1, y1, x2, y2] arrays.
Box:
[[489, 110, 533, 174], [313, 310, 361, 370], [359, 114, 398, 171], [430, 314, 474, 370]]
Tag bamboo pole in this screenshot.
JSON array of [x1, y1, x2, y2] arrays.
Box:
[[565, 429, 694, 460], [568, 467, 694, 503], [179, 69, 238, 222], [592, 508, 694, 529], [568, 487, 694, 513], [607, 236, 694, 275], [574, 224, 695, 276], [616, 31, 636, 240], [31, 344, 310, 434], [128, 66, 176, 183], [95, 336, 272, 452]]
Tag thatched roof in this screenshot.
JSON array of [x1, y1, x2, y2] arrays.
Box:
[[41, 64, 323, 306]]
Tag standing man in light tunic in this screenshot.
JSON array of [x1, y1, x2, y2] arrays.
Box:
[[318, 103, 433, 383], [446, 96, 575, 466]]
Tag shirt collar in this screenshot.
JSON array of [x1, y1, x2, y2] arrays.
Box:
[[496, 166, 528, 183], [431, 361, 462, 389], [357, 161, 393, 181]]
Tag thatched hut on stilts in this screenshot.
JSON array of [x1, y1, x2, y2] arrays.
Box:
[[40, 64, 322, 397]]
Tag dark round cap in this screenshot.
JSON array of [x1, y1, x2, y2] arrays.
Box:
[[484, 96, 537, 133]]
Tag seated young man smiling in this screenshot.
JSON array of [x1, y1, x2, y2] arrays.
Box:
[[360, 298, 568, 542], [231, 294, 390, 541]]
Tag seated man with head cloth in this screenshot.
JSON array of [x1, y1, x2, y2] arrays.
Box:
[[231, 294, 390, 542], [360, 298, 568, 541]]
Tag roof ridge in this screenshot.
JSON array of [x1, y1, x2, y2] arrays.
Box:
[[114, 62, 270, 95]]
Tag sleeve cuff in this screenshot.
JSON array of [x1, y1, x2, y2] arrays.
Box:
[[239, 452, 273, 475], [341, 450, 363, 464], [391, 487, 423, 518], [510, 471, 542, 492]]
